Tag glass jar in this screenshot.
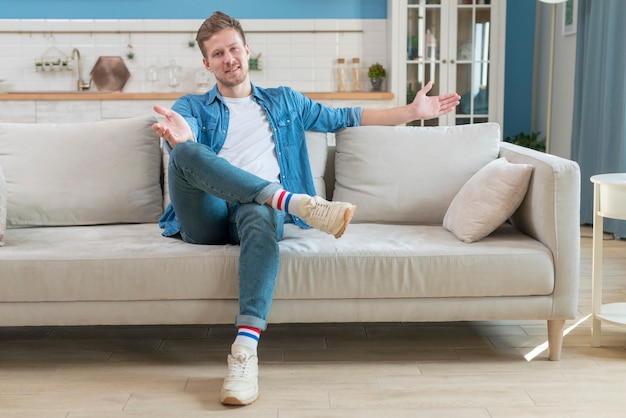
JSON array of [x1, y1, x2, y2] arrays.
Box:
[[336, 58, 346, 92], [351, 58, 361, 92]]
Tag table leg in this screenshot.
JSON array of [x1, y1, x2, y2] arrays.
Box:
[[591, 183, 603, 347]]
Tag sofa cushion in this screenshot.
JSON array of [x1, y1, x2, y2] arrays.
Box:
[[333, 123, 501, 224], [0, 163, 6, 246], [443, 156, 533, 243], [0, 116, 163, 227], [305, 131, 328, 198], [161, 143, 171, 209], [160, 131, 329, 207], [0, 223, 554, 303]]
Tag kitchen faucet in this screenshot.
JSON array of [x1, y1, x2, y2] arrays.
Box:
[[71, 48, 92, 91]]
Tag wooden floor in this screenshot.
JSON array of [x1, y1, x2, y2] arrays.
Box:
[[2, 226, 626, 417]]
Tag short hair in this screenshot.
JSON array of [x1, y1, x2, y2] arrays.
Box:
[[196, 11, 247, 58]]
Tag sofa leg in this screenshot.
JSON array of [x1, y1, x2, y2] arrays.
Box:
[[547, 319, 566, 361]]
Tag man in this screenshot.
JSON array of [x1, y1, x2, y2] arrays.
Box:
[[153, 11, 460, 406]]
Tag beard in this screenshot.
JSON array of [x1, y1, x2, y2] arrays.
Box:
[[215, 63, 249, 88]]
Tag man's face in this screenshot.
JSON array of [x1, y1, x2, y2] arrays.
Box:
[[202, 28, 250, 89]]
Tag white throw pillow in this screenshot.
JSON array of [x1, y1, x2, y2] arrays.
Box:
[[0, 116, 163, 227], [0, 164, 6, 246], [443, 156, 533, 243], [333, 123, 501, 224]]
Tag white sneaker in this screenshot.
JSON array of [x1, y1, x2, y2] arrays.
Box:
[[219, 344, 259, 406], [299, 196, 356, 238]]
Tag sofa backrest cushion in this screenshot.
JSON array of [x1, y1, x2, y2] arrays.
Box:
[[0, 116, 163, 227], [305, 131, 329, 198], [332, 123, 501, 224], [0, 163, 6, 245], [160, 130, 329, 208]]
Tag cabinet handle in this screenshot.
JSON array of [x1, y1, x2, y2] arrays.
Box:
[[442, 59, 447, 64], [450, 59, 455, 64]]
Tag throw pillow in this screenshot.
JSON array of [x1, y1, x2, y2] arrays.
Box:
[[0, 163, 6, 246], [443, 156, 533, 243], [0, 116, 163, 227]]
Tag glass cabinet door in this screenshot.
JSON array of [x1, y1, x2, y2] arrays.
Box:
[[404, 0, 495, 127], [406, 0, 443, 127], [455, 2, 492, 125]]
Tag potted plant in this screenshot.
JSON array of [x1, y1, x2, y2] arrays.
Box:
[[368, 62, 386, 91], [504, 131, 545, 152]]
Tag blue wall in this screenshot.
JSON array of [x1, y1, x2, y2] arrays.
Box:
[[503, 0, 536, 139], [0, 0, 386, 19]]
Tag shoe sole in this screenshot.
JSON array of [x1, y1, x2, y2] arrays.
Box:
[[220, 394, 259, 406], [334, 205, 356, 239]]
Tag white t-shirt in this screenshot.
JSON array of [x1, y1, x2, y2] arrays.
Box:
[[219, 96, 280, 183]]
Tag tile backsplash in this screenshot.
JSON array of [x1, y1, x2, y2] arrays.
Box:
[[0, 19, 387, 93]]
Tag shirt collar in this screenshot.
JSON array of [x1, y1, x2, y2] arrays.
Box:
[[204, 82, 263, 106]]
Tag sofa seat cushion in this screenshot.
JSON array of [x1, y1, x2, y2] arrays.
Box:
[[0, 223, 554, 303]]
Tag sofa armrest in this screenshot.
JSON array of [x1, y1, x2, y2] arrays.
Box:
[[499, 142, 581, 318]]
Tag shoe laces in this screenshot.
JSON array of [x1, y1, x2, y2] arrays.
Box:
[[307, 198, 337, 224], [227, 352, 255, 378]]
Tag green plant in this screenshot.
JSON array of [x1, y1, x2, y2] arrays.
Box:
[[368, 62, 386, 79], [504, 131, 545, 152]]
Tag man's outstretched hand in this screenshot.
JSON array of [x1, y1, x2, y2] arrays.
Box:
[[411, 80, 460, 121], [152, 105, 193, 148]]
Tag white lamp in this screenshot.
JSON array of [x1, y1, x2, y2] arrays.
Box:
[[538, 0, 567, 153]]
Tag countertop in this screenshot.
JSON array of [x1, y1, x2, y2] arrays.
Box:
[[0, 91, 394, 101]]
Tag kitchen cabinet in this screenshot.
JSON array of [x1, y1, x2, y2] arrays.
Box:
[[388, 0, 505, 127]]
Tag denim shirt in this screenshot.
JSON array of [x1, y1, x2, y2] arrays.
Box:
[[159, 83, 362, 236]]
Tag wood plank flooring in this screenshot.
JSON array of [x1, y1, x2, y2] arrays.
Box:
[[1, 226, 625, 417]]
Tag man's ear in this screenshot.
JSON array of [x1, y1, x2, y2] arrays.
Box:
[[202, 58, 212, 72]]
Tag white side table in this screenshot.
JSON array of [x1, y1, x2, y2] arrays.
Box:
[[591, 173, 626, 347]]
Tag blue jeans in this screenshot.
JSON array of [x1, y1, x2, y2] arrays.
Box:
[[167, 141, 283, 331]]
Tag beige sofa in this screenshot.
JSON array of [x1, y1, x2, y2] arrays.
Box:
[[0, 116, 580, 361]]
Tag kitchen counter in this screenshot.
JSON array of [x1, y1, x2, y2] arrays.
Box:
[[0, 91, 394, 101]]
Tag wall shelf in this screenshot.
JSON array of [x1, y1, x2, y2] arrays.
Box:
[[0, 91, 394, 101]]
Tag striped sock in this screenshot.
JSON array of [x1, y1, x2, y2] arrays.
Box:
[[271, 190, 307, 216], [233, 326, 261, 351]]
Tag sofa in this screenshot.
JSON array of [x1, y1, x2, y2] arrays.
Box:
[[0, 115, 580, 361]]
